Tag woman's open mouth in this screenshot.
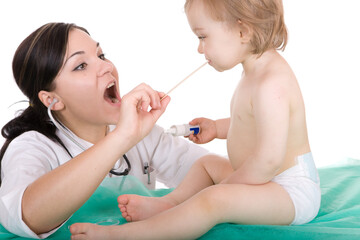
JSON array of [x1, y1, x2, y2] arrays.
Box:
[[104, 82, 121, 104]]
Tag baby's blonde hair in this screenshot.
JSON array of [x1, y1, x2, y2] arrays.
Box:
[[185, 0, 288, 55]]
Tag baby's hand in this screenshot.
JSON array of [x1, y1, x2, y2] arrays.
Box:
[[187, 118, 217, 144]]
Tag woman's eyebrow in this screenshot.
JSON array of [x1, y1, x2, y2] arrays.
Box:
[[64, 42, 100, 65]]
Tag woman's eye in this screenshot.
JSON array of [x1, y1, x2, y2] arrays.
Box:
[[98, 53, 106, 60], [74, 63, 87, 71], [198, 36, 205, 40]]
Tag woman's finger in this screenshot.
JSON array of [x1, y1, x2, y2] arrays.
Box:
[[133, 83, 161, 110]]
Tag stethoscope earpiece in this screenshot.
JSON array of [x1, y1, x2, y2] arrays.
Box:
[[48, 98, 59, 109]]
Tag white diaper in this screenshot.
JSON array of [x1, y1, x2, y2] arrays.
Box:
[[271, 152, 321, 225]]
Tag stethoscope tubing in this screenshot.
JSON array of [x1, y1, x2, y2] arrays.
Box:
[[47, 98, 131, 176]]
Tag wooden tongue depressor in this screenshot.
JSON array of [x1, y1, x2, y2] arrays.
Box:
[[160, 61, 208, 101]]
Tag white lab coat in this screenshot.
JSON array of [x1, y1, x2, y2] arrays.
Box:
[[0, 124, 209, 238]]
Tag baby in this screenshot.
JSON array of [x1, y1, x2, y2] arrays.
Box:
[[71, 0, 321, 239]]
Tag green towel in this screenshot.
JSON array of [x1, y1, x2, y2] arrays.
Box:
[[2, 160, 360, 239]]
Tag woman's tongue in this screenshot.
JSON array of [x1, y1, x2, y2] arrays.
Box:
[[104, 85, 120, 104]]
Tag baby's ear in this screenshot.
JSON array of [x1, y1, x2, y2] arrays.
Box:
[[237, 20, 252, 43], [38, 90, 65, 110]]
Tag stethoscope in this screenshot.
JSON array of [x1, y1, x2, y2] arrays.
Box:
[[47, 98, 131, 176]]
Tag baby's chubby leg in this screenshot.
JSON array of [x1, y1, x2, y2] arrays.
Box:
[[118, 155, 233, 222], [72, 182, 295, 240], [70, 223, 116, 240]]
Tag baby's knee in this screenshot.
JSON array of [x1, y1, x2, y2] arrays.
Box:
[[196, 185, 229, 212]]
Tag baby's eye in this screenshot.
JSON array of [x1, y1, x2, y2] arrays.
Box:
[[98, 53, 106, 60], [74, 63, 87, 71]]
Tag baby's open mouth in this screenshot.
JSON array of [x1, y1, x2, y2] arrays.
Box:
[[104, 82, 120, 104]]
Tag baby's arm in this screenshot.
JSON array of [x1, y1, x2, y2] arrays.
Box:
[[215, 118, 230, 139], [224, 78, 290, 184], [188, 117, 230, 143]]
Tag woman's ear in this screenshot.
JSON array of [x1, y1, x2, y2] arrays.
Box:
[[38, 90, 64, 110], [237, 20, 252, 43]]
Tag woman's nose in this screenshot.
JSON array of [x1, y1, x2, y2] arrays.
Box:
[[97, 60, 114, 77]]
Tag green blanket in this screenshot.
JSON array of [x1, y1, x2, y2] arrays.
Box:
[[1, 161, 360, 240]]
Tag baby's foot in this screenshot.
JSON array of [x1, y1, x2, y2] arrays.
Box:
[[118, 194, 176, 222], [70, 223, 115, 240]]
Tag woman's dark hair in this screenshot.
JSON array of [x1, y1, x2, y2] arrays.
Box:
[[0, 23, 89, 184]]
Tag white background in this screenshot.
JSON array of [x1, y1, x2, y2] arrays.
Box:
[[0, 0, 359, 168]]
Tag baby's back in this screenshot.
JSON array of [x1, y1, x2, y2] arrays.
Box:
[[227, 50, 310, 176]]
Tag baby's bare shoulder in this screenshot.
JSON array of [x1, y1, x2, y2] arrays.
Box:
[[257, 63, 297, 92]]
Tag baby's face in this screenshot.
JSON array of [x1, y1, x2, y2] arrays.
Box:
[[185, 0, 247, 72]]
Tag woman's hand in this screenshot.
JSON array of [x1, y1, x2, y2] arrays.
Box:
[[187, 117, 217, 144], [115, 83, 170, 146]]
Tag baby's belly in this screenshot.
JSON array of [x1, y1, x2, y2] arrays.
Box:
[[227, 130, 255, 170]]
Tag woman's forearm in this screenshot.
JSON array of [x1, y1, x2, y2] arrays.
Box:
[[21, 131, 131, 234]]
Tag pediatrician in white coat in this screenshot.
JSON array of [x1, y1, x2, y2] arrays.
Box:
[[0, 22, 210, 239]]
